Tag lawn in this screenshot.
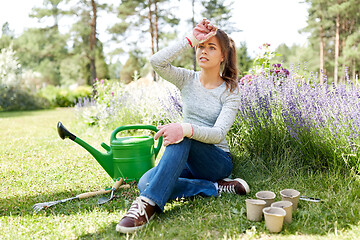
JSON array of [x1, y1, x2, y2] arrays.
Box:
[[1, 108, 360, 239]]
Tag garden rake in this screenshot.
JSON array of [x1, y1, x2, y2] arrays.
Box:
[[33, 178, 124, 213]]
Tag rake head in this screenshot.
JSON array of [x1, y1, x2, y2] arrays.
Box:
[[32, 201, 59, 213], [32, 196, 78, 213]]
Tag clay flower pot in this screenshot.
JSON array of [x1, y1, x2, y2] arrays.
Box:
[[271, 201, 293, 224], [245, 199, 266, 221], [280, 189, 300, 210], [255, 191, 276, 207], [263, 207, 286, 233]]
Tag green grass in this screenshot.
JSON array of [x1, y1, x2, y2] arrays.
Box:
[[1, 108, 360, 239]]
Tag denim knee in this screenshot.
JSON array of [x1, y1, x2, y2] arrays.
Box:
[[138, 167, 155, 193]]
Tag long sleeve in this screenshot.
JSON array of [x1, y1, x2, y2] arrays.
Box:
[[149, 38, 192, 90]]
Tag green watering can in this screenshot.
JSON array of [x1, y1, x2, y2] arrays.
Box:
[[57, 122, 162, 181]]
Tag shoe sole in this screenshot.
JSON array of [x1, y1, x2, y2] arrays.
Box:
[[223, 178, 250, 194], [116, 224, 143, 234]]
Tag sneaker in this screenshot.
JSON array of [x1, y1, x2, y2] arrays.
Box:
[[116, 197, 156, 233], [217, 178, 250, 195]]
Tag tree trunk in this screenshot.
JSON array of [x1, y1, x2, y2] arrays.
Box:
[[341, 37, 346, 82], [90, 0, 97, 92], [334, 12, 340, 85], [154, 0, 159, 53], [148, 0, 154, 55], [192, 0, 196, 71], [154, 0, 159, 81], [319, 23, 325, 85], [148, 0, 156, 81]]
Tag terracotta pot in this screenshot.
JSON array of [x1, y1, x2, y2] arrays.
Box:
[[245, 199, 266, 221], [263, 207, 286, 233], [255, 191, 276, 207]]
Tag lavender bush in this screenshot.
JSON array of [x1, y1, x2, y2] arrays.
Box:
[[230, 71, 360, 172]]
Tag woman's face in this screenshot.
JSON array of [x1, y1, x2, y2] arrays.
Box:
[[196, 36, 224, 70]]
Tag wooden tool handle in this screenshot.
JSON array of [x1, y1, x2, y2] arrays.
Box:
[[113, 177, 124, 190], [119, 184, 130, 189], [77, 178, 124, 199], [78, 189, 110, 199]]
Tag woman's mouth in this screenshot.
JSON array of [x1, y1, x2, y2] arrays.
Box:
[[199, 57, 209, 62]]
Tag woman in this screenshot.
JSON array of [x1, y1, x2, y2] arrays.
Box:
[[116, 19, 250, 233]]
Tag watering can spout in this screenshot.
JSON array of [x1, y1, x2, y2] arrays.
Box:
[[57, 122, 114, 179]]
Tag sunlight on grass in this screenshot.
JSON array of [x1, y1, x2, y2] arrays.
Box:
[[1, 108, 360, 239]]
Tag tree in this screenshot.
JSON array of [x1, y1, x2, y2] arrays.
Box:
[[201, 0, 237, 34], [26, 0, 70, 86], [273, 43, 320, 79], [69, 0, 109, 87], [109, 0, 179, 82], [30, 0, 70, 31], [14, 27, 68, 86], [120, 51, 146, 84], [329, 0, 360, 83], [0, 22, 15, 50], [302, 0, 333, 84], [89, 0, 97, 86], [237, 42, 252, 77], [303, 0, 360, 84]]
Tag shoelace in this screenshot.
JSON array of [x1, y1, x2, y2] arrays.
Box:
[[219, 184, 236, 194], [124, 197, 149, 221]]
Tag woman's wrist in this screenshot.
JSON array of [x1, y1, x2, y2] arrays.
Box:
[[185, 35, 199, 48], [181, 123, 193, 138]]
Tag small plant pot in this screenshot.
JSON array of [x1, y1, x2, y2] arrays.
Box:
[[255, 191, 276, 207], [245, 199, 267, 222], [263, 207, 286, 233], [280, 189, 300, 211], [271, 201, 293, 224]]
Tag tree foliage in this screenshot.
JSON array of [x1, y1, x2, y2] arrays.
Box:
[[201, 0, 237, 33], [302, 0, 360, 84], [109, 0, 179, 82]]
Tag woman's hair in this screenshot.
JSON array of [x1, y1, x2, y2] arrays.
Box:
[[216, 29, 239, 93]]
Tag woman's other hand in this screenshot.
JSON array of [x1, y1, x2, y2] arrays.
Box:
[[154, 123, 193, 146]]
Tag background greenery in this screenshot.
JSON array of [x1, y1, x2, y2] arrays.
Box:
[[1, 0, 359, 112]]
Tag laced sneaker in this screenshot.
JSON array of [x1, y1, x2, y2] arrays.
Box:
[[116, 197, 156, 233], [217, 178, 250, 195]]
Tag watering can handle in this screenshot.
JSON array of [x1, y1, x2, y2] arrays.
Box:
[[110, 125, 163, 158]]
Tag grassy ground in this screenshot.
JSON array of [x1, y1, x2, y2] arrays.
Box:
[[1, 108, 360, 239]]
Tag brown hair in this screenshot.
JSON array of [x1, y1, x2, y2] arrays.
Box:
[[216, 29, 239, 93]]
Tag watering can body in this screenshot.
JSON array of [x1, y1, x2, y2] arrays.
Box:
[[57, 122, 162, 181], [108, 125, 162, 181]]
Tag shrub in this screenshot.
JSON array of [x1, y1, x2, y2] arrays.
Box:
[[75, 78, 182, 129], [39, 85, 92, 107], [0, 84, 50, 111], [0, 46, 21, 86]]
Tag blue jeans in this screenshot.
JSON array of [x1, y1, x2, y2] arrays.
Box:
[[138, 138, 233, 211]]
